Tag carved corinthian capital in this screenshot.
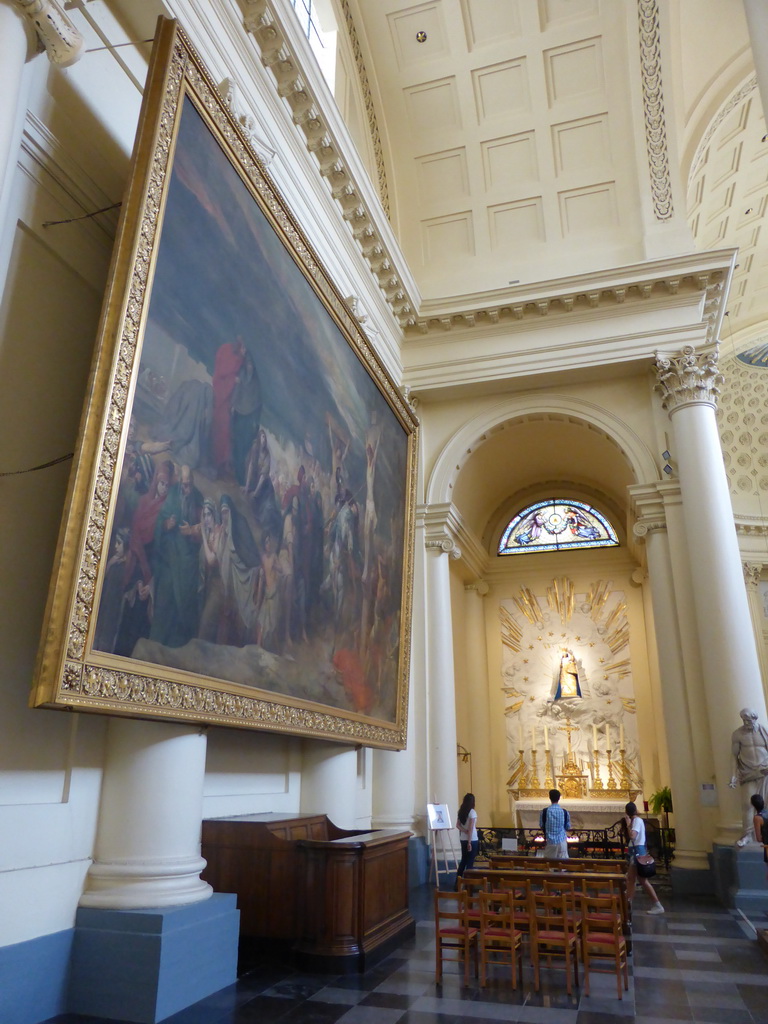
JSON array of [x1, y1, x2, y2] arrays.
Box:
[[13, 0, 83, 66], [743, 563, 763, 589], [653, 344, 724, 412]]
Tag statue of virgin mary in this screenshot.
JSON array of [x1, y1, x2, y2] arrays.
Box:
[[555, 648, 582, 700]]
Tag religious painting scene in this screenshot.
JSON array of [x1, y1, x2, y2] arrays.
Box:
[[501, 576, 641, 828], [91, 96, 409, 724], [498, 498, 619, 554]]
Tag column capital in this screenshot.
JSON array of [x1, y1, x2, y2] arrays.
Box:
[[743, 563, 764, 589], [419, 502, 462, 559], [465, 580, 490, 596], [12, 0, 83, 66], [653, 344, 724, 413], [633, 518, 667, 540]]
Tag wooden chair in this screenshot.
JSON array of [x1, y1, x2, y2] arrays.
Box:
[[529, 890, 581, 996], [580, 893, 629, 999], [543, 878, 582, 941], [492, 877, 532, 941], [434, 889, 479, 986], [458, 875, 488, 930], [478, 890, 523, 988]]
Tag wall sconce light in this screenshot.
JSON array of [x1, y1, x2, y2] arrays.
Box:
[[457, 744, 473, 791]]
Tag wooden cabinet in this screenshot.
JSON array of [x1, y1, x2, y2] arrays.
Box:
[[201, 813, 414, 971]]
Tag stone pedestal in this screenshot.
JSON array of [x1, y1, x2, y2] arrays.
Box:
[[711, 843, 768, 915], [68, 894, 239, 1023]]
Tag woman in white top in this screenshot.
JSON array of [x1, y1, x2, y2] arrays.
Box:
[[455, 792, 479, 886], [625, 801, 664, 914]]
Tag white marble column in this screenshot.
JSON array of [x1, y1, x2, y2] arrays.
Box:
[[300, 741, 358, 830], [462, 581, 492, 807], [654, 346, 767, 841], [372, 669, 418, 831], [422, 508, 461, 815], [632, 511, 708, 870], [80, 718, 212, 909]]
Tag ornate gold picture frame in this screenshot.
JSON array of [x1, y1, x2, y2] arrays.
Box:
[[31, 19, 417, 749]]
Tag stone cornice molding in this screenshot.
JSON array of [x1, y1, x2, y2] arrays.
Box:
[[743, 563, 763, 588], [653, 344, 724, 413], [243, 0, 416, 327], [337, 0, 388, 218], [637, 0, 673, 221], [735, 517, 768, 539], [13, 0, 83, 66], [405, 252, 732, 342]]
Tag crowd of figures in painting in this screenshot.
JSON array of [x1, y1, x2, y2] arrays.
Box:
[[91, 98, 407, 723]]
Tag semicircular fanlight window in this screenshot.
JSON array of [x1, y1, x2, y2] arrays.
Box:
[[498, 499, 619, 555]]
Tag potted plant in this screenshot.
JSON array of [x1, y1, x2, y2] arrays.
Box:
[[648, 786, 673, 839], [648, 786, 672, 816]]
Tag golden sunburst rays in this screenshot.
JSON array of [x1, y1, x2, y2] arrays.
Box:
[[585, 581, 629, 655], [601, 658, 632, 680], [621, 697, 636, 712], [500, 605, 524, 653], [546, 576, 574, 624], [586, 580, 612, 622], [511, 588, 544, 627], [504, 698, 525, 716]]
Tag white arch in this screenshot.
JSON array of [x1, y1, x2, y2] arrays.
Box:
[[426, 394, 659, 506]]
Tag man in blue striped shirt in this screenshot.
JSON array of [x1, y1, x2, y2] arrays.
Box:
[[539, 789, 571, 859]]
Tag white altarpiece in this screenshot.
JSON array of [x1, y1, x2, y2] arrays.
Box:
[[500, 577, 642, 826]]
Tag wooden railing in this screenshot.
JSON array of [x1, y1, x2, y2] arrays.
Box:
[[478, 819, 675, 869]]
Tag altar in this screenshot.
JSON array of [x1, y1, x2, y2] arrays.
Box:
[[514, 798, 629, 830]]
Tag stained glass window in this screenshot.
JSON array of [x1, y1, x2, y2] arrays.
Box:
[[498, 499, 619, 555]]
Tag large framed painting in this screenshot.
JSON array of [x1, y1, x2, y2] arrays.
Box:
[[30, 19, 417, 749]]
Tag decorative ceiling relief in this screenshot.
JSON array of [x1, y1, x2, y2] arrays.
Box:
[[717, 347, 768, 497], [501, 577, 641, 803]]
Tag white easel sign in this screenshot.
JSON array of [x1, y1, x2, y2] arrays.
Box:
[[427, 804, 452, 830]]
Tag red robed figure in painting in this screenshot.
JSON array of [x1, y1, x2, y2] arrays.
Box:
[[211, 337, 246, 474]]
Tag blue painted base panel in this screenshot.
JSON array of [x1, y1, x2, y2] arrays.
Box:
[[0, 929, 73, 1024], [68, 893, 239, 1023]]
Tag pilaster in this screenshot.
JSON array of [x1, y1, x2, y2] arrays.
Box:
[[461, 580, 492, 812], [419, 503, 461, 815], [743, 562, 768, 706], [630, 485, 709, 872]]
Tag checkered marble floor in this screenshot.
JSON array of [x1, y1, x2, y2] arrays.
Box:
[[47, 884, 768, 1024]]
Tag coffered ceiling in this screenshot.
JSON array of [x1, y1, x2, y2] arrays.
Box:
[[351, 0, 648, 300], [347, 0, 768, 341]]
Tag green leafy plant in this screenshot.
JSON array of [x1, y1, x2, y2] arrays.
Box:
[[648, 786, 672, 814]]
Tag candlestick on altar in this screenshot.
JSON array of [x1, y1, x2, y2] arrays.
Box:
[[591, 749, 604, 789], [620, 722, 625, 749], [518, 748, 528, 789], [606, 749, 616, 789], [618, 748, 631, 787], [544, 723, 549, 749], [529, 749, 540, 788], [544, 748, 554, 788]]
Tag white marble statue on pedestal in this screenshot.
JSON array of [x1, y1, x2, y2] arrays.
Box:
[[729, 708, 768, 846]]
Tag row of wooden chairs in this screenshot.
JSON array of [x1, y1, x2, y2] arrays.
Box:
[[435, 880, 629, 999]]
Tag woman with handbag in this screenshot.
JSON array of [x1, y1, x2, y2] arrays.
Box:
[[625, 801, 664, 915]]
